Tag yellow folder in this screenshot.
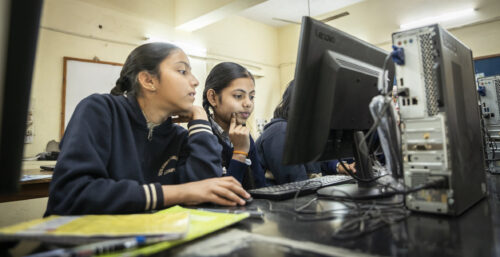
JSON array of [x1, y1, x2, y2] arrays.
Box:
[[0, 205, 249, 256]]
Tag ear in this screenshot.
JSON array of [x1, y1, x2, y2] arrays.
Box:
[[207, 89, 218, 107], [137, 71, 157, 92]]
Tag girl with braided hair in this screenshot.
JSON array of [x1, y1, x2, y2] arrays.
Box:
[[202, 62, 266, 189], [46, 43, 250, 215]]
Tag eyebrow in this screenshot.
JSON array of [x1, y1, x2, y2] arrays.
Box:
[[176, 61, 191, 70], [232, 89, 255, 94]]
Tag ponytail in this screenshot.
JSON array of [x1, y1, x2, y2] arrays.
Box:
[[110, 76, 131, 95], [110, 42, 180, 97]]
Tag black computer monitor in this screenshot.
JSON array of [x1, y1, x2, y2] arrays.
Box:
[[0, 0, 43, 194], [283, 17, 395, 199]]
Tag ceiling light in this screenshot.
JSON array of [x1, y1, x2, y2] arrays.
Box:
[[400, 8, 475, 30]]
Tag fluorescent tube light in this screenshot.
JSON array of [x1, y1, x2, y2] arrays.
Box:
[[400, 8, 475, 30]]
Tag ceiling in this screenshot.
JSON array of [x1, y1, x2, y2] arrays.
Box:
[[239, 0, 364, 27], [74, 0, 500, 45]]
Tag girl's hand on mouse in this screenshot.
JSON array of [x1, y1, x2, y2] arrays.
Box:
[[162, 176, 250, 206]]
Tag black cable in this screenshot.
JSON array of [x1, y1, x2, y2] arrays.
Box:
[[381, 53, 392, 95], [342, 52, 401, 181], [263, 197, 359, 222], [293, 180, 322, 212], [317, 174, 446, 200], [329, 198, 409, 240], [262, 186, 410, 240], [376, 176, 447, 196], [338, 158, 387, 183], [357, 96, 392, 157]]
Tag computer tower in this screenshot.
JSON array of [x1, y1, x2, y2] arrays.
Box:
[[392, 24, 486, 215], [477, 75, 500, 173]]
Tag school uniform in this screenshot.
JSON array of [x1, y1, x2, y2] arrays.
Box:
[[209, 117, 266, 189], [45, 94, 222, 215], [256, 118, 340, 185]]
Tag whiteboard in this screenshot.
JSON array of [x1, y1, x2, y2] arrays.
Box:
[[62, 57, 122, 136], [61, 56, 208, 136]]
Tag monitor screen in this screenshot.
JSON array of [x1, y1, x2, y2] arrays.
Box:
[[283, 16, 394, 166], [283, 17, 396, 199], [0, 0, 43, 194]]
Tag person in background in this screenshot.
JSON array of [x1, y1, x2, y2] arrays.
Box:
[[45, 43, 250, 216], [256, 81, 356, 185], [202, 62, 266, 189]]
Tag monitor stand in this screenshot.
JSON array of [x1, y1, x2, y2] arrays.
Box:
[[317, 131, 394, 200]]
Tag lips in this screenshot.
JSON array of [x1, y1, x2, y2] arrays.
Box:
[[187, 92, 196, 101], [239, 112, 250, 119]]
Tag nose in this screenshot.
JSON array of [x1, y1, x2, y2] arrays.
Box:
[[190, 75, 199, 88], [243, 96, 253, 108]]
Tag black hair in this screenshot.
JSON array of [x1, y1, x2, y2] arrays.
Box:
[[202, 62, 255, 116], [110, 42, 180, 97], [273, 80, 295, 120]]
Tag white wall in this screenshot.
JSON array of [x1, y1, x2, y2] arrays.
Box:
[[24, 0, 282, 156], [8, 0, 283, 227], [450, 20, 500, 58]]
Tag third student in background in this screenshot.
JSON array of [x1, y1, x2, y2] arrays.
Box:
[[256, 81, 356, 185]]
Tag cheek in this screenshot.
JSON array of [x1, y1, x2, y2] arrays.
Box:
[[213, 104, 233, 122], [215, 106, 231, 119], [162, 72, 186, 91]]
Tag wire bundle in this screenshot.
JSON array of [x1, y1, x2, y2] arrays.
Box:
[[262, 160, 444, 239]]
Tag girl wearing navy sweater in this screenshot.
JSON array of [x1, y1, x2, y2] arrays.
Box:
[[202, 62, 266, 189], [45, 43, 250, 215], [256, 81, 356, 185]]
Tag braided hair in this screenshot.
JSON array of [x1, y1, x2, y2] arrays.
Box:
[[202, 62, 254, 117], [110, 42, 180, 97], [203, 62, 256, 189]]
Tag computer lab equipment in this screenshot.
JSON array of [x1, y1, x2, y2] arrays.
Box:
[[0, 0, 43, 194], [477, 75, 500, 173], [393, 24, 486, 215], [282, 16, 398, 200]]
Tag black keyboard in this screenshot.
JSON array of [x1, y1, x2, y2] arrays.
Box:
[[249, 175, 354, 200]]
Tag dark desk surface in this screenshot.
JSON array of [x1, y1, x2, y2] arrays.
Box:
[[5, 173, 500, 257], [164, 173, 500, 257]]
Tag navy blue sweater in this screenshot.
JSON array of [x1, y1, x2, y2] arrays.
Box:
[[209, 120, 266, 189], [256, 118, 339, 184], [45, 94, 223, 215]]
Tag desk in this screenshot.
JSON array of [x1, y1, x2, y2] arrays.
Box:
[[0, 161, 54, 203], [164, 173, 500, 257], [6, 173, 500, 257]]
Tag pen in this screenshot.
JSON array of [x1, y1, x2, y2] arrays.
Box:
[[26, 235, 178, 257], [197, 208, 264, 219], [26, 237, 143, 257]]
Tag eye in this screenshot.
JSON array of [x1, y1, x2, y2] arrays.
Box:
[[250, 95, 255, 101], [234, 94, 243, 99], [178, 70, 187, 75]]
